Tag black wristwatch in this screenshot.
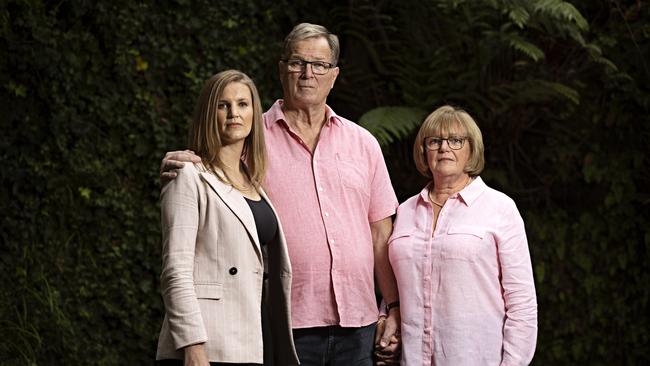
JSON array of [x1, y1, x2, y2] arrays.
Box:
[[386, 300, 400, 312]]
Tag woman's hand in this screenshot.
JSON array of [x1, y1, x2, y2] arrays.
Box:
[[183, 343, 209, 366]]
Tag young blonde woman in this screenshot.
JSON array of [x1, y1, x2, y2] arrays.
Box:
[[155, 70, 299, 366]]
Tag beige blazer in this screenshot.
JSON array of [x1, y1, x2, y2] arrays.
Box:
[[156, 163, 299, 365]]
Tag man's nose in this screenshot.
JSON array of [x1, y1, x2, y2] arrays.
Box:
[[302, 63, 314, 78]]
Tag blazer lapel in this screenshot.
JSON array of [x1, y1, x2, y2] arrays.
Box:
[[199, 169, 262, 261]]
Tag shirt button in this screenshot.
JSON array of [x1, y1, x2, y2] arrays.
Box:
[[318, 186, 324, 192], [229, 267, 238, 275], [329, 239, 335, 244], [324, 212, 329, 217]]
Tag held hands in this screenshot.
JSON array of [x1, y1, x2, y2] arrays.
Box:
[[160, 150, 201, 183], [374, 310, 401, 365], [183, 343, 209, 366]]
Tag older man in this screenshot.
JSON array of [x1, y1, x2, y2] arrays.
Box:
[[161, 23, 400, 365]]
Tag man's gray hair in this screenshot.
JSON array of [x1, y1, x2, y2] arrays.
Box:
[[281, 23, 340, 65]]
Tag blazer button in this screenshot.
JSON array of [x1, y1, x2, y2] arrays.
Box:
[[229, 267, 238, 275]]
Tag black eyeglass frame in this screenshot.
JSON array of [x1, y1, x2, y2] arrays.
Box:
[[423, 136, 469, 151], [280, 58, 336, 75]]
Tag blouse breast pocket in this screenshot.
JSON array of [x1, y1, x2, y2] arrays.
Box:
[[388, 231, 414, 263], [441, 225, 487, 262]]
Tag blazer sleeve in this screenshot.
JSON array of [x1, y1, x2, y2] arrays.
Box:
[[159, 164, 207, 349]]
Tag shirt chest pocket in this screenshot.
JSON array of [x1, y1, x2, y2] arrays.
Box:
[[441, 225, 487, 262], [335, 155, 369, 196]]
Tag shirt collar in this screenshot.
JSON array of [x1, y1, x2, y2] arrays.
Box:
[[418, 176, 487, 207], [265, 99, 341, 127], [458, 176, 486, 206]]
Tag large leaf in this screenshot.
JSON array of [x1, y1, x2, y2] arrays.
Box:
[[533, 0, 589, 31], [358, 106, 428, 147], [502, 32, 546, 61]]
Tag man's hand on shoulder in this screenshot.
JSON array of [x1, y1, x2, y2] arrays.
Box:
[[160, 150, 201, 184]]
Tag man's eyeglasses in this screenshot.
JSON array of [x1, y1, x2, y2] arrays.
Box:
[[281, 58, 335, 75], [424, 136, 468, 151]]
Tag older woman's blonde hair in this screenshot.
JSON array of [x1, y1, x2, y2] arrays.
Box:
[[188, 69, 266, 188], [413, 105, 485, 179], [281, 23, 340, 65]]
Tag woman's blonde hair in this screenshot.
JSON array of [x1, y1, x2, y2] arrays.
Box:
[[413, 105, 485, 178], [188, 69, 266, 188]]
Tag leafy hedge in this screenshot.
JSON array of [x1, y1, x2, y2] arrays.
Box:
[[1, 1, 294, 364], [1, 0, 648, 365]]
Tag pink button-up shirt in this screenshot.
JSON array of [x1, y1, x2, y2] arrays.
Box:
[[389, 177, 537, 366], [263, 100, 398, 328]]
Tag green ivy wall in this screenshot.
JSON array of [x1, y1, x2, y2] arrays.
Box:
[[1, 0, 648, 365]]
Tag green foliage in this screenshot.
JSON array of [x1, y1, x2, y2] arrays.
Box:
[[359, 107, 427, 146], [1, 0, 648, 364], [333, 0, 650, 364], [0, 0, 292, 364]]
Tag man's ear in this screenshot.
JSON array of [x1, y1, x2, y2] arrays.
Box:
[[331, 66, 340, 89]]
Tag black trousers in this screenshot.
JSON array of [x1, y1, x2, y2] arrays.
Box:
[[292, 323, 376, 366]]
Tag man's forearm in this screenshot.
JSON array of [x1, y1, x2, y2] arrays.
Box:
[[371, 216, 398, 304]]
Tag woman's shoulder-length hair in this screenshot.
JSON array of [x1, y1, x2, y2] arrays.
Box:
[[188, 69, 266, 188], [413, 105, 485, 178]]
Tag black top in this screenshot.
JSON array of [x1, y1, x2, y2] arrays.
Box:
[[244, 196, 278, 246]]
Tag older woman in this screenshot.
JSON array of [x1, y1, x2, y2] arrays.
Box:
[[382, 105, 537, 365], [156, 70, 299, 366]]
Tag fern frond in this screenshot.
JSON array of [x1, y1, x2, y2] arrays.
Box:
[[537, 80, 580, 105], [582, 43, 618, 72], [503, 33, 545, 61], [490, 79, 580, 105], [593, 56, 619, 72], [508, 6, 530, 28], [533, 0, 588, 31], [359, 107, 428, 147]]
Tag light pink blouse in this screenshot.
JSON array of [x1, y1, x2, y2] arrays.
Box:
[[389, 177, 537, 365]]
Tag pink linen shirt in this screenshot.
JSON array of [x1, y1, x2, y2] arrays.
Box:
[[263, 100, 398, 328], [389, 177, 537, 366]]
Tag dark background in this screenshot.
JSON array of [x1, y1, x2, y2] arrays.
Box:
[[1, 0, 648, 365]]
